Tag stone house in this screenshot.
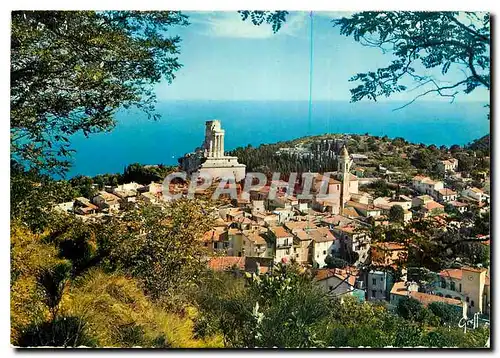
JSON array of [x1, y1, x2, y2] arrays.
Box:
[[309, 227, 336, 268], [438, 267, 490, 315], [461, 187, 485, 203], [390, 281, 467, 318], [268, 226, 294, 263], [412, 175, 444, 196], [435, 188, 458, 203], [437, 158, 459, 173], [92, 191, 120, 212]]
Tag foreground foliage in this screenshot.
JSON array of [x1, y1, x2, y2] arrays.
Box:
[[194, 263, 489, 348], [11, 11, 188, 174]]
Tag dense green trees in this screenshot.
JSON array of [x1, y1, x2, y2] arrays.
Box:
[[194, 263, 489, 348], [428, 302, 462, 326], [122, 163, 177, 184], [195, 263, 331, 348], [11, 11, 188, 174], [325, 255, 348, 269], [100, 200, 213, 303], [10, 162, 78, 232], [10, 201, 221, 347], [389, 205, 405, 224], [396, 297, 431, 323]]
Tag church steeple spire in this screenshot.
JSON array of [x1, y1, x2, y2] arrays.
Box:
[[338, 145, 351, 214]]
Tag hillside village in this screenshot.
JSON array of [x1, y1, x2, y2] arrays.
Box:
[[53, 121, 491, 326], [10, 10, 491, 349]]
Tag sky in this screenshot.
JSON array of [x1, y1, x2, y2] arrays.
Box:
[[156, 11, 490, 103]]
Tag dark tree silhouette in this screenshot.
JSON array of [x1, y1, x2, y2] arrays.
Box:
[[240, 11, 490, 108]]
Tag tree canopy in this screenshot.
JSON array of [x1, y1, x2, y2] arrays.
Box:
[[11, 11, 188, 174], [240, 11, 490, 107]]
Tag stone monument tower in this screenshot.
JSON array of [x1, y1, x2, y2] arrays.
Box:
[[179, 120, 246, 182], [203, 120, 225, 157]]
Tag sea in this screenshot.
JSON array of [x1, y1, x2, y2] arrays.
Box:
[[65, 100, 490, 178]]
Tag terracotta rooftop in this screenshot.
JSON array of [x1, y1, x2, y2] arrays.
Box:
[[243, 231, 267, 245], [95, 191, 120, 202], [314, 268, 358, 286], [337, 225, 357, 234], [438, 188, 457, 196], [424, 201, 444, 211], [342, 207, 360, 217], [309, 227, 335, 243], [449, 201, 468, 207], [439, 267, 489, 281], [203, 227, 227, 242], [285, 221, 318, 232], [315, 174, 341, 185], [75, 197, 99, 210], [373, 242, 406, 251], [346, 200, 379, 211], [421, 178, 440, 185], [269, 226, 292, 239], [390, 282, 462, 307], [293, 229, 311, 241], [208, 256, 245, 271]]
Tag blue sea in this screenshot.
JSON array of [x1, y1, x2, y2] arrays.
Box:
[[66, 100, 490, 178]]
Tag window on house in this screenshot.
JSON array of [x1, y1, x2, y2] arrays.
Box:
[[380, 277, 384, 282], [323, 250, 326, 255], [372, 278, 377, 286], [441, 279, 447, 289], [450, 281, 456, 291], [459, 283, 462, 292], [372, 290, 376, 298]]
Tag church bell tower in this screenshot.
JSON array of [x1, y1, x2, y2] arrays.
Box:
[[338, 145, 352, 211]]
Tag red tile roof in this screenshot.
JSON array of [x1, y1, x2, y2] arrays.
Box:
[[270, 226, 292, 239], [438, 188, 457, 196], [424, 201, 444, 211], [314, 268, 358, 286], [309, 227, 335, 243], [391, 282, 462, 307], [373, 242, 406, 251], [208, 256, 245, 271]]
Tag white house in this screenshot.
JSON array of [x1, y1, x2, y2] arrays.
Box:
[[332, 224, 371, 266], [412, 175, 444, 196], [449, 200, 468, 213], [315, 268, 358, 296], [269, 226, 294, 263], [435, 188, 458, 203], [462, 187, 485, 203], [367, 270, 394, 301], [309, 227, 336, 268], [438, 158, 459, 172]]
